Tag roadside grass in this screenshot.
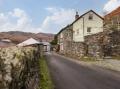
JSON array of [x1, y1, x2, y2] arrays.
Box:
[[60, 53, 98, 62], [39, 56, 54, 89], [112, 56, 120, 60], [80, 56, 98, 62]]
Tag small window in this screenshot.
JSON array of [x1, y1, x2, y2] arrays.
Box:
[[89, 14, 93, 20], [87, 27, 91, 33], [77, 29, 79, 34], [60, 33, 63, 38], [73, 30, 75, 33], [60, 43, 64, 50]]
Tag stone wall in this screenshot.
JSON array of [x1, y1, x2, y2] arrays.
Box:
[[84, 32, 104, 58], [61, 41, 86, 59], [59, 30, 120, 59], [84, 31, 120, 58], [0, 46, 42, 89], [107, 31, 120, 56]]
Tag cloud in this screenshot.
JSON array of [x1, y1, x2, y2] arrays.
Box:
[[0, 8, 40, 33], [103, 0, 120, 13], [45, 7, 58, 13], [10, 8, 32, 30], [0, 7, 75, 34], [40, 7, 75, 33]]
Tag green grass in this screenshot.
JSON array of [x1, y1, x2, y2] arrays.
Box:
[[112, 56, 120, 60], [80, 56, 97, 62], [39, 56, 54, 89]]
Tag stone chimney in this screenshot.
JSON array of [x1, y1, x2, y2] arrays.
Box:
[[75, 11, 79, 20]]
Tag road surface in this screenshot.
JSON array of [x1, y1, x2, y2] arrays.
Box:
[[45, 53, 120, 89]]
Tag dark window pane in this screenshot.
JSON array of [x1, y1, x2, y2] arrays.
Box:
[[89, 14, 93, 20], [87, 27, 91, 32]]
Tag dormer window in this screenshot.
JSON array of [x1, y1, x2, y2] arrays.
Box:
[[89, 14, 93, 20]]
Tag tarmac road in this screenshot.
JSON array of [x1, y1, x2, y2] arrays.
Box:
[[45, 53, 120, 89]]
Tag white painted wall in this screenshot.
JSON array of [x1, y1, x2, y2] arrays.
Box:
[[73, 11, 103, 42], [73, 18, 84, 42], [43, 42, 51, 52]]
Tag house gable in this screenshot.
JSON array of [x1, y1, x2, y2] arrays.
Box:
[[73, 10, 103, 42], [72, 10, 103, 25]]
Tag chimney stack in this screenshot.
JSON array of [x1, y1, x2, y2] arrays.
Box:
[[75, 11, 79, 20]]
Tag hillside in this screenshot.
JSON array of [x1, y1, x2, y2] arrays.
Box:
[[0, 31, 55, 44]]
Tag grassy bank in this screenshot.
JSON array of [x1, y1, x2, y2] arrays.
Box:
[[80, 56, 97, 62], [39, 56, 54, 89]]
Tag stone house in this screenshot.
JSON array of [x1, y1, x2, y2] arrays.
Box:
[[56, 8, 120, 59], [57, 10, 104, 58], [103, 7, 120, 57], [72, 10, 103, 42], [57, 24, 73, 54], [83, 7, 120, 58], [104, 7, 120, 31]]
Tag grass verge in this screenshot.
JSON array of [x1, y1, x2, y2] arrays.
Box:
[[39, 56, 54, 89], [80, 56, 97, 62], [112, 56, 120, 60]]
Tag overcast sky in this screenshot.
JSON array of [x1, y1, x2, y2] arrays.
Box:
[[0, 0, 120, 34]]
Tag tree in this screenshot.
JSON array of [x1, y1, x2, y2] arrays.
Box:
[[50, 35, 58, 45]]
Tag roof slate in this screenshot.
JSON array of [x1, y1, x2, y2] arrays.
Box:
[[57, 10, 103, 36], [105, 7, 120, 18]]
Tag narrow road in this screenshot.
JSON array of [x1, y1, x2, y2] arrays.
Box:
[[45, 53, 120, 89]]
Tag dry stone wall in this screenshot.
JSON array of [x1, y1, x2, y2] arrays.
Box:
[[61, 41, 86, 59], [84, 32, 104, 58], [107, 31, 120, 56], [84, 31, 120, 58], [59, 30, 120, 59], [0, 46, 42, 89]]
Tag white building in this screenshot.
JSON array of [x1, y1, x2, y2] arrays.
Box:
[[42, 42, 51, 52], [73, 10, 103, 42], [17, 38, 41, 47]]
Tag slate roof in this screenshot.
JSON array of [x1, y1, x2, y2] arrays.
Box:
[[57, 10, 103, 36], [17, 38, 42, 47], [72, 10, 103, 25], [105, 7, 120, 18]]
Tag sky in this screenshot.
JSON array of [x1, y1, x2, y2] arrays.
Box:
[[0, 0, 120, 34]]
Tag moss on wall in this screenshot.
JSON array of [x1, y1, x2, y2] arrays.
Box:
[[0, 46, 42, 89]]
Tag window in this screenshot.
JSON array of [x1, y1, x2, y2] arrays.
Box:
[[89, 14, 93, 20], [87, 27, 91, 33], [60, 43, 64, 50], [60, 33, 63, 38], [73, 30, 75, 33], [77, 29, 79, 34]]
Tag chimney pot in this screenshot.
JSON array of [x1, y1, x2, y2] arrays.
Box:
[[75, 11, 79, 20]]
